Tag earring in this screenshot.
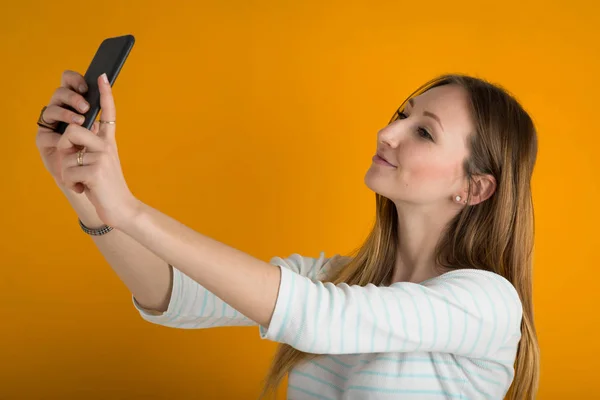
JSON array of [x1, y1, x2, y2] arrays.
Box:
[[455, 195, 461, 202]]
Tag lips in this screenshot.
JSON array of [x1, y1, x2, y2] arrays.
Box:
[[376, 151, 396, 167]]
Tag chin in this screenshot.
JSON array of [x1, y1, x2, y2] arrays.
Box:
[[364, 168, 396, 199]]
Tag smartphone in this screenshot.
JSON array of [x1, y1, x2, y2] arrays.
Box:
[[55, 34, 135, 134]]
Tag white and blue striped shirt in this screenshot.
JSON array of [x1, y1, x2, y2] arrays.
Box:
[[134, 252, 522, 399]]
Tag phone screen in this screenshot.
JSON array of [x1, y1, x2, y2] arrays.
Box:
[[55, 34, 135, 134]]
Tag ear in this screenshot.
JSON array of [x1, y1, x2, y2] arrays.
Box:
[[467, 174, 496, 206]]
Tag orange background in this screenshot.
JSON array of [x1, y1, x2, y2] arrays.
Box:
[[2, 0, 599, 398]]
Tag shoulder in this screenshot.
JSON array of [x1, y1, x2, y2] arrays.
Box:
[[431, 268, 520, 298], [424, 268, 523, 328], [268, 252, 351, 280]]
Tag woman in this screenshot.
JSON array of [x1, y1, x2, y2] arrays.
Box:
[[35, 71, 540, 399]]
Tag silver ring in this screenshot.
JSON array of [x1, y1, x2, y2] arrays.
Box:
[[99, 120, 116, 124]]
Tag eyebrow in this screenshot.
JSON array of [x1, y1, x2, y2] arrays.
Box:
[[408, 98, 445, 132]]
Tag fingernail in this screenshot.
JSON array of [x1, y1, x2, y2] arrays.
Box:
[[79, 84, 87, 93], [101, 73, 109, 84], [73, 115, 85, 124], [79, 102, 89, 112]]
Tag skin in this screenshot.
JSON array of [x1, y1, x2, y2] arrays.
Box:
[[364, 84, 496, 283]]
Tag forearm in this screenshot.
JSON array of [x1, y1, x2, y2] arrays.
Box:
[[117, 201, 281, 328], [60, 183, 173, 311]]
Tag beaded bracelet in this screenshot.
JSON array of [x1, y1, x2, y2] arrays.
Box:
[[78, 218, 114, 236]]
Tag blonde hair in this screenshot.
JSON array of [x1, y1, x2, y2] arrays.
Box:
[[259, 74, 540, 399]]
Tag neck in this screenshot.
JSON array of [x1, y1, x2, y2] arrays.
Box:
[[391, 203, 455, 284]]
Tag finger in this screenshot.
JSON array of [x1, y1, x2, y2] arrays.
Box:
[[60, 70, 89, 95], [61, 149, 101, 169], [91, 121, 100, 135], [40, 103, 87, 127], [35, 130, 62, 150], [62, 164, 96, 193], [57, 124, 105, 153], [48, 87, 90, 114], [73, 182, 86, 194], [97, 73, 116, 139]]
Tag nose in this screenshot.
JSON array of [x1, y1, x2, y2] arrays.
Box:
[[378, 122, 404, 148]]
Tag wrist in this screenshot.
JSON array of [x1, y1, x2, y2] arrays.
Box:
[[113, 196, 144, 231], [59, 183, 106, 229]]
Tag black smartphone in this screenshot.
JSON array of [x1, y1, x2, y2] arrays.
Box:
[[55, 34, 135, 134]]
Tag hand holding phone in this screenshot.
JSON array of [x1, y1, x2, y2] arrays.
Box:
[[36, 35, 135, 185], [53, 34, 135, 134]]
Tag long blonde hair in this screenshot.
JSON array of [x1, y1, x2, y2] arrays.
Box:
[[259, 74, 540, 399]]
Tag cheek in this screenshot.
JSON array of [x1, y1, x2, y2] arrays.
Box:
[[400, 151, 463, 189], [411, 161, 455, 181]]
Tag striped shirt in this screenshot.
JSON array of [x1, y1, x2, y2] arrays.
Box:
[[133, 252, 522, 399]]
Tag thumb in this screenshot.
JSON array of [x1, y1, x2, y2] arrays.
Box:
[[97, 73, 116, 140]]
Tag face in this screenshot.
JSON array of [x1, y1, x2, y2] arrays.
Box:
[[364, 84, 475, 207]]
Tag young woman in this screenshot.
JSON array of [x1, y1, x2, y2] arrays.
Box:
[[36, 71, 540, 399]]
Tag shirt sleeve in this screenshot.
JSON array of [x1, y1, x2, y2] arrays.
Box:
[[259, 266, 523, 359], [133, 251, 339, 329]]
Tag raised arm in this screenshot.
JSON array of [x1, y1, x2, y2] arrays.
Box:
[[106, 193, 519, 359], [133, 252, 340, 329], [36, 70, 173, 312], [259, 266, 523, 358]]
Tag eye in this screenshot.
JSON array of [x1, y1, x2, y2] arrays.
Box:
[[395, 110, 434, 142]]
